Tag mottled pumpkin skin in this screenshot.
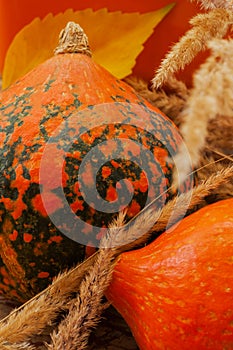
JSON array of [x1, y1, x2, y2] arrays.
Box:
[[0, 53, 192, 302]]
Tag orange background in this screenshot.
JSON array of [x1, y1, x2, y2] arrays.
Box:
[[0, 0, 204, 85]]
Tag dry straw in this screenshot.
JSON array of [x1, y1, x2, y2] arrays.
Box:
[[125, 76, 189, 126], [152, 0, 233, 183], [193, 0, 233, 10], [0, 343, 35, 350], [0, 254, 97, 348], [152, 8, 233, 89], [173, 38, 233, 183], [47, 248, 115, 350]]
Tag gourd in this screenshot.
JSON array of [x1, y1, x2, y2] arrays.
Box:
[[106, 198, 233, 350], [0, 0, 203, 85], [0, 22, 191, 303]]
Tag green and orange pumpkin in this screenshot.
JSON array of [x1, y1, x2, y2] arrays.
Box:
[[0, 22, 192, 303]]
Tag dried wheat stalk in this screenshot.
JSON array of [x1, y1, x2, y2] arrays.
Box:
[[172, 38, 233, 184], [152, 8, 233, 89], [193, 0, 233, 10], [0, 343, 35, 350], [0, 254, 97, 346], [205, 115, 233, 159], [125, 76, 189, 125], [46, 214, 128, 348], [206, 148, 233, 163], [47, 248, 115, 349], [46, 219, 127, 350]]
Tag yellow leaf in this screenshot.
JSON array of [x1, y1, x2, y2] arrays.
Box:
[[2, 5, 174, 89]]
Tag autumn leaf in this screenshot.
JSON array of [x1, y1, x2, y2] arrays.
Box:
[[2, 5, 174, 89]]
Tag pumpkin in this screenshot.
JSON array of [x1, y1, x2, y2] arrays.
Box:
[[0, 0, 203, 85], [0, 22, 192, 303], [106, 198, 233, 350]]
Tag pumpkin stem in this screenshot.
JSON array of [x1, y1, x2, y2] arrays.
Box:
[[54, 22, 92, 57]]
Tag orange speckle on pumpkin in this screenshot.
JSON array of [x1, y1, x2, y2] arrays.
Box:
[[0, 267, 16, 285], [11, 164, 30, 194], [0, 267, 7, 277], [24, 155, 40, 183], [153, 146, 168, 164], [9, 230, 18, 241], [32, 192, 63, 216], [33, 242, 45, 256], [139, 172, 148, 193], [42, 114, 64, 136], [128, 200, 141, 217], [31, 194, 47, 217], [1, 198, 14, 215], [133, 172, 148, 193], [29, 262, 36, 267], [0, 132, 6, 148], [70, 150, 81, 160], [106, 124, 116, 139], [94, 125, 106, 137], [2, 216, 14, 235], [3, 277, 10, 285], [106, 185, 118, 202], [50, 235, 63, 243], [73, 181, 81, 195], [38, 271, 50, 278], [23, 233, 33, 243], [102, 166, 112, 179], [111, 160, 120, 168], [81, 132, 96, 144], [122, 125, 137, 139], [11, 198, 27, 220], [62, 170, 69, 188], [70, 200, 84, 213]]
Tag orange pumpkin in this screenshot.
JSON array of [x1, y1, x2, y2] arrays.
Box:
[[0, 0, 204, 86], [0, 22, 192, 302], [106, 198, 233, 350]]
